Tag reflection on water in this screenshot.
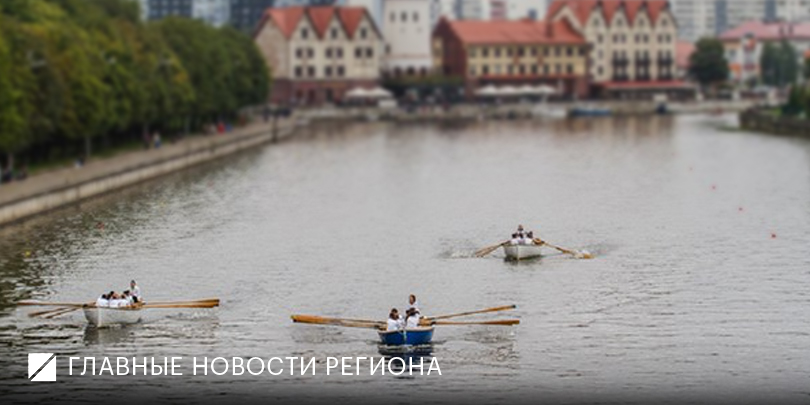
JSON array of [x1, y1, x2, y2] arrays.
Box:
[[1, 114, 810, 403]]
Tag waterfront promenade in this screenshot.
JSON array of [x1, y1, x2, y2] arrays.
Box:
[[0, 118, 295, 227]]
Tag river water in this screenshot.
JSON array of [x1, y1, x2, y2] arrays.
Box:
[[1, 115, 809, 404]]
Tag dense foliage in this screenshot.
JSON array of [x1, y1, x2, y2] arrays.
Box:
[[0, 0, 270, 171], [760, 41, 799, 87], [689, 38, 730, 88]]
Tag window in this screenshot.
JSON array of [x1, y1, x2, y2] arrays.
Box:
[[531, 64, 538, 74], [495, 48, 501, 57], [301, 28, 309, 39], [482, 47, 489, 57], [337, 66, 345, 77], [566, 64, 573, 74], [543, 64, 549, 74], [597, 34, 603, 43], [555, 47, 560, 56], [326, 48, 332, 58], [307, 48, 314, 58], [336, 48, 343, 59], [482, 65, 489, 75], [294, 66, 303, 77], [360, 28, 367, 39], [519, 65, 526, 75], [325, 66, 333, 77], [555, 64, 561, 74], [507, 48, 513, 57], [296, 48, 303, 58], [330, 28, 338, 39], [355, 47, 362, 58], [517, 47, 525, 57], [401, 11, 407, 22], [566, 47, 572, 56], [543, 47, 549, 57], [580, 47, 586, 56], [307, 66, 315, 77], [390, 12, 395, 23], [531, 47, 538, 56], [366, 47, 373, 58]]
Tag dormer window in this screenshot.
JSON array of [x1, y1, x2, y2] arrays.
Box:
[[330, 28, 338, 39], [301, 28, 309, 39]]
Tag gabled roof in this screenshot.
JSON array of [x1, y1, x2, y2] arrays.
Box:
[[440, 18, 586, 45], [255, 6, 378, 40], [548, 0, 670, 26]]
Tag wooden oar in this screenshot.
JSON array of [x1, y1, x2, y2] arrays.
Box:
[[144, 298, 220, 306], [474, 241, 509, 257], [428, 319, 520, 326], [534, 238, 593, 259], [291, 314, 385, 330], [29, 307, 71, 318], [424, 304, 517, 321], [43, 307, 79, 319], [18, 301, 87, 308], [141, 302, 220, 309]]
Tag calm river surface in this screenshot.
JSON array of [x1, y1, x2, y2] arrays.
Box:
[[1, 115, 809, 404]]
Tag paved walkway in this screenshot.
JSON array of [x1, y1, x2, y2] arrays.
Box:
[[0, 119, 289, 208]]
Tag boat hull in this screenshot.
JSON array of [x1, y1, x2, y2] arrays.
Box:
[[378, 327, 434, 346], [503, 244, 543, 260], [83, 307, 142, 328]]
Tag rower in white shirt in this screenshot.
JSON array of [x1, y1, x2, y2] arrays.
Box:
[[509, 233, 521, 245], [386, 308, 404, 331], [130, 280, 141, 303], [96, 294, 109, 307], [406, 294, 419, 312], [405, 308, 420, 329]]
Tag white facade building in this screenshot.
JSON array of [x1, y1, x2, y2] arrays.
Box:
[[382, 0, 434, 76]]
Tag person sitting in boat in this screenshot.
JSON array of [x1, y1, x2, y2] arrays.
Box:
[[406, 294, 419, 312], [509, 233, 521, 245], [516, 225, 525, 238], [405, 308, 421, 329], [387, 308, 404, 331], [523, 231, 535, 245], [130, 280, 141, 303], [108, 292, 130, 308], [122, 290, 134, 306], [96, 293, 109, 307]]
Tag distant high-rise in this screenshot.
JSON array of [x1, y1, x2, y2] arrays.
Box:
[[230, 0, 276, 32], [145, 0, 194, 20], [673, 0, 810, 42]]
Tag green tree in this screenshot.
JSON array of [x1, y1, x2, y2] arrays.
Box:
[[689, 38, 730, 89]]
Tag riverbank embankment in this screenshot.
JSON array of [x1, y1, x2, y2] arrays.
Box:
[[739, 108, 810, 137], [0, 118, 297, 227]]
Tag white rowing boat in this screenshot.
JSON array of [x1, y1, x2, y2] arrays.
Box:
[[503, 243, 543, 260], [83, 306, 143, 327]]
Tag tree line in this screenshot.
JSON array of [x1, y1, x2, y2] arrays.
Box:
[[0, 0, 270, 174]]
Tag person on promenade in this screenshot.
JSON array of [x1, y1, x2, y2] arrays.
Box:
[[387, 308, 403, 331], [153, 132, 162, 149]]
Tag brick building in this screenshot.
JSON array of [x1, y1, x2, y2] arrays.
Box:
[[432, 17, 591, 98]]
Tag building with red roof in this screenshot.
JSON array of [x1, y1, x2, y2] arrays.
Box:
[[432, 17, 591, 98], [719, 20, 810, 84], [254, 6, 384, 105], [547, 0, 693, 99]]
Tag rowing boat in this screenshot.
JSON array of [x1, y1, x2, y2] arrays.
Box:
[[83, 306, 142, 328], [378, 327, 434, 346], [503, 243, 543, 260]]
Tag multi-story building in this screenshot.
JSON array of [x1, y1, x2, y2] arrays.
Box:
[[489, 0, 506, 19], [432, 17, 591, 98], [231, 0, 276, 32], [254, 6, 384, 104], [456, 0, 484, 20], [382, 0, 434, 76], [672, 0, 810, 41], [144, 0, 194, 20], [548, 0, 690, 99], [720, 20, 810, 84]]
